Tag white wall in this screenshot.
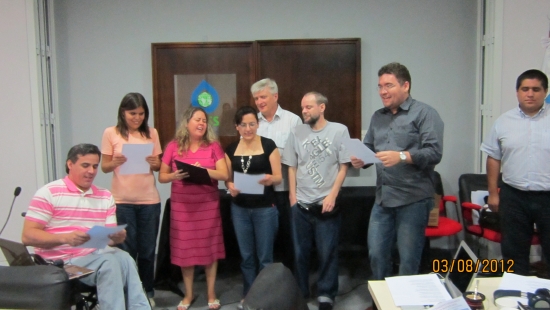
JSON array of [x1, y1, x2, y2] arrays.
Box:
[[500, 0, 550, 112], [52, 0, 480, 204], [0, 0, 43, 242]]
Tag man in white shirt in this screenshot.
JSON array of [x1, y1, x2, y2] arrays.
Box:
[[251, 78, 302, 269], [481, 69, 550, 275]]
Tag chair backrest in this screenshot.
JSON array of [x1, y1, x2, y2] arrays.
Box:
[[243, 263, 309, 310], [458, 174, 487, 223], [458, 173, 502, 224], [0, 265, 70, 309], [434, 171, 445, 213]]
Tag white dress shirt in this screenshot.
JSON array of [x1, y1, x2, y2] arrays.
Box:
[[481, 105, 550, 191], [257, 105, 302, 191]]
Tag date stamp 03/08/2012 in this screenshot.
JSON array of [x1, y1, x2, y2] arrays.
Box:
[[432, 259, 515, 273]]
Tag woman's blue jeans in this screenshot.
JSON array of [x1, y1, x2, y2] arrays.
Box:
[[231, 203, 279, 297], [116, 203, 161, 297]]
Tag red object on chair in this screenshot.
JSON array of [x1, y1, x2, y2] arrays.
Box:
[[425, 194, 462, 238], [421, 172, 462, 272]]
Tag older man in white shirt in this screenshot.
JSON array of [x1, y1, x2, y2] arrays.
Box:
[[251, 78, 302, 269]]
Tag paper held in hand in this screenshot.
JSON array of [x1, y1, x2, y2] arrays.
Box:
[[342, 138, 381, 164], [76, 224, 127, 249], [120, 143, 154, 175]]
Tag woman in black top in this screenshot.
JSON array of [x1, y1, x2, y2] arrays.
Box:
[[224, 106, 282, 302]]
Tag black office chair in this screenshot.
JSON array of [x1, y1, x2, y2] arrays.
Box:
[[458, 173, 540, 254], [243, 263, 309, 310]]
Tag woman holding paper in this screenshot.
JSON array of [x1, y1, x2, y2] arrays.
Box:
[[224, 106, 282, 302], [100, 92, 162, 305], [159, 106, 228, 310]]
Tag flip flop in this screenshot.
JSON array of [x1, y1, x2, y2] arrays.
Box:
[[208, 299, 221, 310], [177, 296, 197, 310]]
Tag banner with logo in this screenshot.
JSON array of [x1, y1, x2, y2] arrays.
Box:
[[174, 74, 237, 136]]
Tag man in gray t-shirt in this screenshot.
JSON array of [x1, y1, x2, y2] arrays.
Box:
[[282, 92, 350, 310]]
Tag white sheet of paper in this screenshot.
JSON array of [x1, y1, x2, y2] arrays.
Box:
[[498, 272, 550, 292], [385, 274, 452, 306], [470, 190, 488, 207], [234, 172, 265, 194], [428, 297, 470, 310], [119, 143, 154, 175], [342, 138, 381, 164], [76, 224, 127, 249]]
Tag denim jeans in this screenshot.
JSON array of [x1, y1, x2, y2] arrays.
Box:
[[499, 183, 550, 275], [71, 248, 151, 309], [116, 203, 161, 297], [368, 198, 433, 280], [291, 204, 341, 301], [231, 203, 279, 297]]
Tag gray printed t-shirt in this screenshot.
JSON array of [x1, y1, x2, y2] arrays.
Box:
[[282, 121, 350, 203]]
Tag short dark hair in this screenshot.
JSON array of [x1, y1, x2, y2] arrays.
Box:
[[378, 62, 412, 93], [234, 106, 259, 125], [516, 69, 548, 91], [116, 92, 151, 140], [65, 143, 101, 173], [303, 91, 328, 106]]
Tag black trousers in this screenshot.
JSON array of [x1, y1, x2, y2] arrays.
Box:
[[274, 191, 294, 270], [499, 183, 550, 275]]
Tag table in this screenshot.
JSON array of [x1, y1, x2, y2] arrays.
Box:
[[368, 277, 502, 309]]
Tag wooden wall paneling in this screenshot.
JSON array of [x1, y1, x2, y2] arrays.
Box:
[[255, 39, 361, 138], [151, 42, 254, 149]]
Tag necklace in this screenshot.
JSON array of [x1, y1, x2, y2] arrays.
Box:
[[241, 155, 252, 174]]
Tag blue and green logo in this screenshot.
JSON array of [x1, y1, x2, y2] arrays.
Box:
[[191, 80, 219, 113]]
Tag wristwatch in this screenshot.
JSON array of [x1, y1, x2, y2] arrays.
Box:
[[399, 151, 406, 163]]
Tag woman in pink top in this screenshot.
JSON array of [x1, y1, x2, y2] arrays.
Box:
[[100, 93, 162, 305], [159, 107, 228, 310]]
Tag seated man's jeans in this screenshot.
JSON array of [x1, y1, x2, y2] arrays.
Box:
[[71, 247, 151, 310], [368, 198, 433, 280], [291, 203, 341, 301]]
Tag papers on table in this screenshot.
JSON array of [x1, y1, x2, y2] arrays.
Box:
[[385, 274, 452, 306], [119, 143, 154, 175], [428, 297, 470, 310], [499, 272, 550, 292], [233, 172, 265, 194], [342, 138, 381, 164], [76, 224, 127, 249]]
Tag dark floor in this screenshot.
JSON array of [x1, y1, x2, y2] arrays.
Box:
[[151, 246, 456, 310]]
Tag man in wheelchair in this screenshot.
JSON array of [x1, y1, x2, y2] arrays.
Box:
[[21, 143, 151, 309]]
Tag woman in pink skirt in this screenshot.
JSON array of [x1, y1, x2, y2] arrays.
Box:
[[159, 106, 228, 310]]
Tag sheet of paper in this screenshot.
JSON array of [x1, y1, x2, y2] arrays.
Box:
[[428, 297, 470, 310], [342, 138, 381, 164], [234, 172, 265, 194], [119, 143, 154, 175], [470, 190, 488, 207], [76, 224, 127, 249], [498, 272, 550, 292], [385, 274, 452, 306]]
